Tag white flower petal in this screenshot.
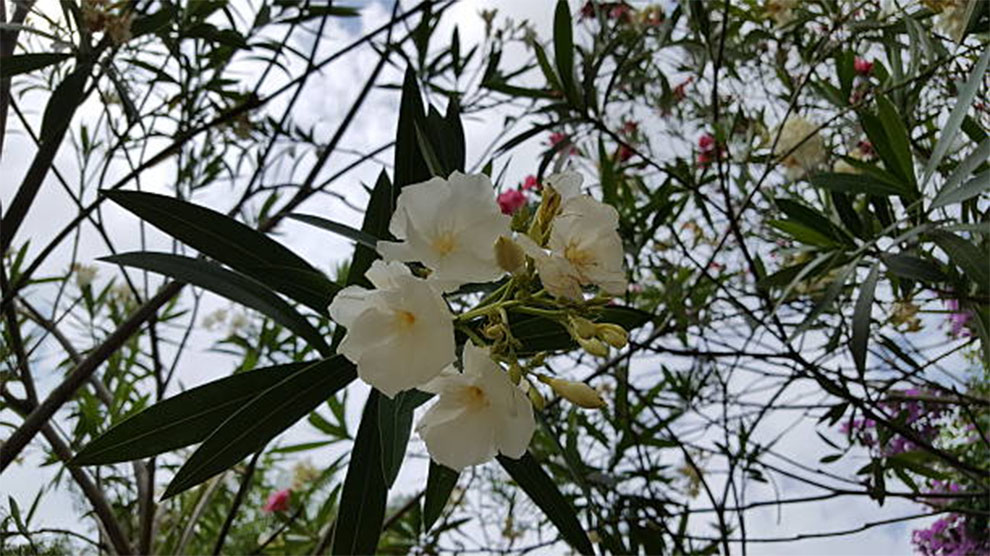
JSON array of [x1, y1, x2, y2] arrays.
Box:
[[418, 402, 498, 471], [378, 172, 511, 291]]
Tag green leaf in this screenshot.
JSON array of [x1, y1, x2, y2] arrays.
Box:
[[852, 262, 880, 376], [73, 362, 310, 465], [875, 95, 917, 189], [423, 461, 459, 532], [288, 214, 379, 250], [931, 138, 989, 209], [163, 356, 356, 497], [393, 68, 431, 192], [775, 198, 853, 245], [930, 231, 989, 291], [498, 453, 594, 555], [40, 63, 89, 143], [923, 46, 990, 186], [553, 0, 582, 109], [931, 170, 989, 210], [0, 53, 72, 79], [810, 172, 904, 197], [769, 220, 838, 248], [881, 253, 946, 283], [102, 252, 331, 356], [331, 391, 388, 555], [378, 390, 432, 487], [104, 190, 336, 313], [792, 261, 855, 338]]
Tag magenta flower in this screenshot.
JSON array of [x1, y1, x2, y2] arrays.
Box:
[[522, 175, 540, 191], [497, 189, 526, 215], [698, 133, 715, 151], [548, 132, 568, 146], [263, 489, 291, 513], [854, 57, 873, 75], [946, 299, 971, 338]]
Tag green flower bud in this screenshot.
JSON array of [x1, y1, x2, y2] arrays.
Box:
[[596, 323, 628, 348]]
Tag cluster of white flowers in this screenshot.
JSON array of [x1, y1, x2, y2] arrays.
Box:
[[774, 115, 826, 179], [328, 170, 629, 470]]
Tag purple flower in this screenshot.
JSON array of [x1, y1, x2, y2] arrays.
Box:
[[946, 299, 972, 338]]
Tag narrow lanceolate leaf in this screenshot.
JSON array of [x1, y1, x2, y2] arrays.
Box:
[[930, 231, 989, 292], [852, 262, 880, 376], [393, 68, 431, 192], [288, 214, 380, 250], [103, 252, 331, 356], [498, 453, 595, 555], [379, 390, 433, 487], [930, 170, 989, 210], [423, 461, 459, 532], [875, 95, 916, 190], [810, 173, 904, 197], [923, 45, 990, 187], [163, 357, 356, 498], [72, 362, 310, 465], [791, 261, 856, 339], [103, 190, 336, 313], [331, 391, 388, 555], [933, 138, 989, 205], [0, 53, 72, 79], [881, 253, 947, 283], [553, 0, 581, 109]]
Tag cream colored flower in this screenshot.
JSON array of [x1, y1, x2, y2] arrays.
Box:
[[329, 260, 455, 398], [416, 342, 536, 470], [378, 172, 511, 292], [765, 0, 798, 27], [519, 191, 627, 301], [924, 0, 968, 41], [775, 116, 826, 179]]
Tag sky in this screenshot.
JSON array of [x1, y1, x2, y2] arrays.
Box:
[[0, 0, 950, 554]]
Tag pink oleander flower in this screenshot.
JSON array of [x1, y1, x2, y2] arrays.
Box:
[[497, 189, 526, 214], [548, 132, 568, 146], [617, 144, 633, 162], [622, 120, 639, 135], [263, 489, 291, 513], [698, 133, 715, 151], [697, 150, 713, 168], [522, 175, 540, 191], [857, 139, 874, 157], [854, 57, 873, 75]]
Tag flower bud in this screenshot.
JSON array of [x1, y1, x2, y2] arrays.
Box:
[[483, 322, 505, 341], [538, 376, 606, 409], [494, 235, 526, 274], [596, 323, 628, 348], [569, 316, 598, 340], [508, 362, 523, 385], [577, 337, 609, 358], [527, 385, 546, 411]]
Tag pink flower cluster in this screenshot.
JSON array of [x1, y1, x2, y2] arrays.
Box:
[[912, 513, 987, 556], [696, 132, 724, 168], [840, 389, 948, 457], [497, 175, 542, 215], [263, 489, 291, 513]]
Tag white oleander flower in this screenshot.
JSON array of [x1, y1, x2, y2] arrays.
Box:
[[378, 171, 511, 292], [329, 260, 455, 398], [519, 187, 627, 300], [930, 0, 968, 42], [545, 171, 583, 200], [765, 0, 798, 27], [416, 342, 536, 471], [72, 263, 98, 289], [775, 116, 826, 179]]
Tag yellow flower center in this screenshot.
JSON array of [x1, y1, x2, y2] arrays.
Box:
[[395, 310, 417, 329], [460, 385, 489, 410], [431, 231, 457, 256], [564, 242, 595, 269]]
